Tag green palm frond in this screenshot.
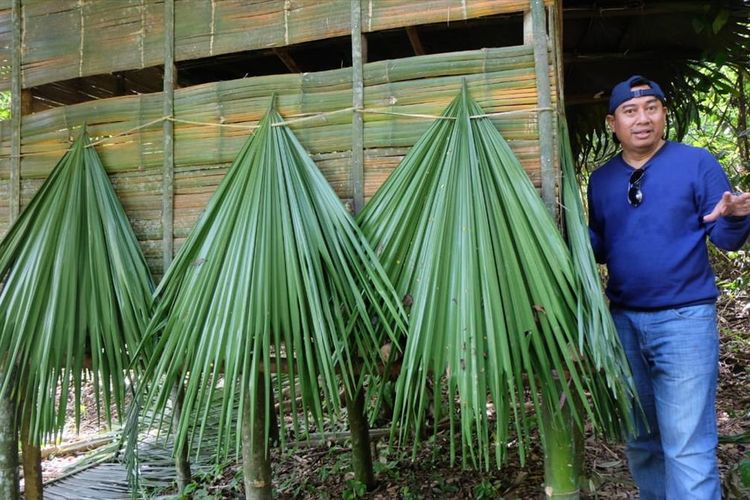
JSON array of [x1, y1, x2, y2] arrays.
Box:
[[139, 104, 407, 460], [560, 119, 632, 393], [0, 131, 154, 444], [357, 86, 634, 470]]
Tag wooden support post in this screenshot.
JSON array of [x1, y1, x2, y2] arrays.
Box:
[[272, 48, 301, 73], [350, 0, 365, 213], [162, 0, 176, 274], [530, 0, 557, 219], [405, 26, 425, 56]]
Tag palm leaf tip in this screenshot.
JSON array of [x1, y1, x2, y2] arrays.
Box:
[[140, 105, 406, 460], [358, 88, 635, 469], [0, 129, 154, 445]]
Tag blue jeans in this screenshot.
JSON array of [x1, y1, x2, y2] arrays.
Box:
[[611, 304, 720, 500]]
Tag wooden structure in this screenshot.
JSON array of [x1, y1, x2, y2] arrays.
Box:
[[0, 0, 563, 279]]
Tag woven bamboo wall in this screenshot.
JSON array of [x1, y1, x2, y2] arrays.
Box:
[[0, 44, 556, 278], [0, 0, 552, 91]]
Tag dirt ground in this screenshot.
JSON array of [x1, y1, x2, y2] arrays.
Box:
[[39, 296, 750, 499]]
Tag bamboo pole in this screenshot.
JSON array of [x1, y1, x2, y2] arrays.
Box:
[[531, 0, 556, 218], [351, 0, 365, 213], [10, 0, 22, 222], [162, 0, 176, 273]]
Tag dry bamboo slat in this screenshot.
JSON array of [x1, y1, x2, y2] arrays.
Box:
[[1, 0, 553, 91]]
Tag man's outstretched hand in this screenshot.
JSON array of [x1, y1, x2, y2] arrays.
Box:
[[703, 191, 750, 222]]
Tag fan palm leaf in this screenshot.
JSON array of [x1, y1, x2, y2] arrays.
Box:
[[560, 117, 636, 401], [0, 131, 154, 444], [138, 103, 406, 460], [357, 86, 634, 469]]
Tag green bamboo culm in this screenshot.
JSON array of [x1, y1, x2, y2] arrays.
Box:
[[357, 86, 635, 471], [0, 130, 155, 446], [138, 101, 407, 465]]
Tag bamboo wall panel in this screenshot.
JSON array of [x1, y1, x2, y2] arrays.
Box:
[[0, 45, 556, 277], [2, 0, 552, 91]]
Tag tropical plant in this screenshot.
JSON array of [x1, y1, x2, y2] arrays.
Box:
[[356, 86, 635, 476], [135, 102, 407, 498], [0, 130, 154, 495]]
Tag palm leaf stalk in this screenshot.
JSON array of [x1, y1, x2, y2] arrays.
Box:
[[356, 86, 635, 472], [137, 103, 406, 498], [0, 131, 155, 496]]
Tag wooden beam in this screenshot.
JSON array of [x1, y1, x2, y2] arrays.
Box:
[[405, 26, 425, 56], [272, 47, 301, 73], [350, 0, 365, 214], [162, 0, 176, 274]]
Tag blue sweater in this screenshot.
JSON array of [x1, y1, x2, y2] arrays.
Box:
[[587, 141, 750, 310]]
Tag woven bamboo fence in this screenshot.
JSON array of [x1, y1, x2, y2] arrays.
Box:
[[0, 44, 556, 278], [0, 0, 552, 90]]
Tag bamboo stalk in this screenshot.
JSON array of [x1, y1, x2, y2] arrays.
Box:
[[39, 435, 115, 460], [162, 0, 176, 273], [531, 0, 556, 218], [351, 0, 365, 213], [10, 0, 21, 222]]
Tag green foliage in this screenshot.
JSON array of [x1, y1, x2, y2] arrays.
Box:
[[473, 479, 499, 499], [342, 479, 367, 499], [138, 103, 406, 461], [357, 87, 635, 470], [0, 130, 154, 444], [685, 66, 750, 189], [0, 91, 9, 121]]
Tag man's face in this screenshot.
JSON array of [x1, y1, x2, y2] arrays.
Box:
[[607, 85, 667, 154]]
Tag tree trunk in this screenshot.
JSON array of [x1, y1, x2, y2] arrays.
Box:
[[171, 383, 192, 494], [346, 389, 375, 490], [241, 380, 272, 500], [0, 375, 19, 500], [737, 68, 749, 171], [20, 408, 43, 500], [541, 384, 583, 499]]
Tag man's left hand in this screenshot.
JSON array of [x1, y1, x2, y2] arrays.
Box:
[[703, 191, 750, 222]]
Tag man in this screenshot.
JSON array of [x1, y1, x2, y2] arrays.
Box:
[[587, 75, 750, 499]]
